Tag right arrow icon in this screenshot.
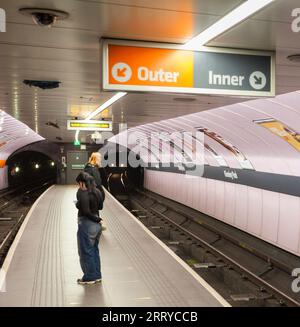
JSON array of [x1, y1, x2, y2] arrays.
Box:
[[254, 75, 262, 85], [249, 71, 266, 90]]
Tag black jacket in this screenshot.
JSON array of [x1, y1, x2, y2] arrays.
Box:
[[84, 163, 106, 201], [84, 163, 102, 188], [76, 188, 103, 223]]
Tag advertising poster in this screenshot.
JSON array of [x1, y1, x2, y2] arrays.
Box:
[[254, 118, 300, 152], [195, 127, 254, 170]]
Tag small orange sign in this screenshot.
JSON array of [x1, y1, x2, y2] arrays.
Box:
[[108, 45, 194, 88]]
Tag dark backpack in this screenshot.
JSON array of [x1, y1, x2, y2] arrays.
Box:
[[84, 163, 105, 202]]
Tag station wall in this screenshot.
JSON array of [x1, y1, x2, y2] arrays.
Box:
[[111, 90, 300, 256], [144, 169, 300, 257]]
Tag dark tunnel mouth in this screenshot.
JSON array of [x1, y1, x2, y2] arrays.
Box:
[[6, 150, 57, 187]]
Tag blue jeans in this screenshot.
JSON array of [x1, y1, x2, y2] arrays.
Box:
[[77, 217, 102, 281]]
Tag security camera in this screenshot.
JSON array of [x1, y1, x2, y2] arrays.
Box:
[[32, 12, 57, 27], [19, 8, 69, 28]]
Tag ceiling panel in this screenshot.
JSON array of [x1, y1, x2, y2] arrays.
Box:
[[0, 0, 299, 145]]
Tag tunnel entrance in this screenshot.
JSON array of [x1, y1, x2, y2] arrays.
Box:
[[6, 151, 57, 188]]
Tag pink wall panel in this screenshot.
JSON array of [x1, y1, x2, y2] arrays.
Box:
[[261, 191, 280, 243], [214, 180, 225, 221], [172, 173, 179, 202], [172, 172, 181, 203], [278, 194, 300, 253], [199, 177, 207, 213], [144, 170, 300, 256], [234, 185, 248, 230], [261, 190, 279, 243], [190, 176, 199, 211], [223, 182, 236, 225], [125, 91, 300, 256], [247, 187, 263, 236], [206, 179, 216, 217]]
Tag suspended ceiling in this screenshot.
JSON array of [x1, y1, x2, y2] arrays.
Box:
[[0, 0, 299, 143]]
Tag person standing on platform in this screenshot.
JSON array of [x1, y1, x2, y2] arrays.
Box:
[[84, 152, 105, 200], [75, 172, 103, 284], [84, 152, 107, 230]]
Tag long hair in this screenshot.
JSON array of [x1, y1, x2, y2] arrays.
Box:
[[89, 152, 101, 167], [76, 172, 99, 198]]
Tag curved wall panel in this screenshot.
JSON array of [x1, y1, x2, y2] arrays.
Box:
[[111, 90, 300, 256], [0, 110, 44, 189]]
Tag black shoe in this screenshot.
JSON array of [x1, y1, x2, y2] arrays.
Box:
[[77, 278, 96, 285]]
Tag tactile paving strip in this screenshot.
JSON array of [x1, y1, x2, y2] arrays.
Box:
[[103, 196, 189, 307], [31, 190, 65, 306]]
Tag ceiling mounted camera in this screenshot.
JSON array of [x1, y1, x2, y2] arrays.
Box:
[[19, 8, 69, 27]]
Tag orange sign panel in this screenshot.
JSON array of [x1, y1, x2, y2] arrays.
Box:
[[108, 45, 194, 88]]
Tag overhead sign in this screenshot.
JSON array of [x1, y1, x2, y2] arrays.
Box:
[[102, 39, 275, 97], [67, 120, 112, 131]]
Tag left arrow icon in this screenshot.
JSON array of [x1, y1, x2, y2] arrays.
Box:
[[117, 67, 127, 77], [112, 63, 132, 82]]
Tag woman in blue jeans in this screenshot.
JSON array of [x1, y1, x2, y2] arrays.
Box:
[[75, 172, 103, 285]]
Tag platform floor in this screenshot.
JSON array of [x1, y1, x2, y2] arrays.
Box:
[[0, 185, 229, 307]]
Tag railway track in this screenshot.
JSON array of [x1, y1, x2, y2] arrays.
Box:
[[121, 188, 300, 307], [0, 179, 55, 266]]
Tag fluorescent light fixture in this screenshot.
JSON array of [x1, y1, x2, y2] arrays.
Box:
[[74, 92, 127, 142], [85, 92, 127, 121], [184, 0, 275, 49]]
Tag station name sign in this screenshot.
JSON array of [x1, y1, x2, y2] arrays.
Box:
[[102, 39, 275, 97], [67, 120, 112, 131]]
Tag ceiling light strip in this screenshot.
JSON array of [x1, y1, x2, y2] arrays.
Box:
[[85, 92, 127, 121], [74, 92, 127, 142], [184, 0, 275, 49]]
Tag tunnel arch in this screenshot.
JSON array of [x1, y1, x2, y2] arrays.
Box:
[[6, 150, 57, 188]]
